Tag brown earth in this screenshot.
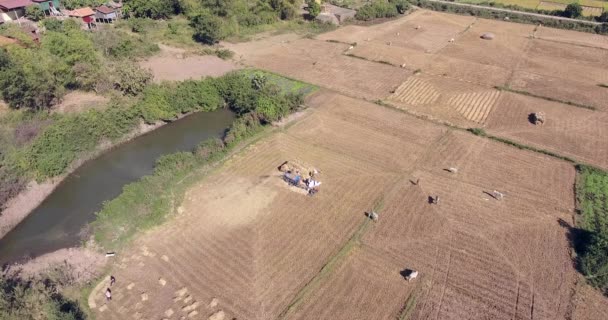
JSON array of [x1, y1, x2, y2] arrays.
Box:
[[90, 9, 608, 320], [91, 91, 584, 320], [225, 37, 410, 100], [139, 45, 239, 82]]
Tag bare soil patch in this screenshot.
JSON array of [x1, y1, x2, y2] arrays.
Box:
[[436, 18, 535, 70], [139, 45, 239, 82], [534, 26, 608, 50], [3, 247, 106, 284], [53, 91, 109, 114], [318, 9, 476, 53], [509, 70, 608, 111], [228, 38, 409, 100]]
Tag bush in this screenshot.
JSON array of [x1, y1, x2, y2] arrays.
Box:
[[0, 274, 85, 320], [112, 62, 153, 95], [124, 0, 179, 19], [195, 137, 225, 160], [355, 0, 400, 21], [42, 18, 64, 32], [215, 48, 234, 59], [391, 0, 410, 14], [0, 56, 66, 110], [191, 11, 226, 44], [563, 2, 583, 18], [25, 5, 44, 21], [306, 0, 321, 19], [598, 12, 608, 23]]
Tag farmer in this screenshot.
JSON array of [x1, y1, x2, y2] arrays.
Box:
[[105, 288, 112, 301]]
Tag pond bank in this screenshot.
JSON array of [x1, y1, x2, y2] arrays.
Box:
[[0, 110, 235, 265]]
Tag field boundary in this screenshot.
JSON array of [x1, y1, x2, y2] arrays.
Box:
[[495, 86, 597, 110], [277, 218, 373, 319], [373, 99, 599, 169]]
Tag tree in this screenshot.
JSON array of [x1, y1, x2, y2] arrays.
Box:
[[42, 18, 64, 32], [305, 0, 321, 19], [62, 0, 105, 10], [563, 2, 583, 18], [42, 31, 99, 67], [190, 12, 225, 44], [25, 5, 44, 21], [0, 48, 67, 110], [124, 0, 179, 19], [598, 11, 608, 23], [391, 0, 410, 14]]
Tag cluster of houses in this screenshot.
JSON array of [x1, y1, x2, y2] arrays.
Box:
[[0, 0, 122, 27]]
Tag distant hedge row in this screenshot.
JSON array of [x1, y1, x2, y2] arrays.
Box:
[[411, 0, 608, 35]]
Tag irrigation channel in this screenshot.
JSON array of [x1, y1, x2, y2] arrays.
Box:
[[0, 110, 235, 266]]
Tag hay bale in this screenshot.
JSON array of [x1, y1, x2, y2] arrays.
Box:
[[480, 33, 495, 40]]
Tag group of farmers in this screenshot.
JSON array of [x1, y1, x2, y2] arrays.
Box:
[[283, 169, 322, 196]]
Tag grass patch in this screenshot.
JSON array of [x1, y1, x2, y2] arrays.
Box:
[[575, 165, 608, 294], [495, 86, 597, 110], [467, 127, 487, 136], [226, 19, 337, 42], [397, 291, 419, 320], [241, 69, 319, 95]]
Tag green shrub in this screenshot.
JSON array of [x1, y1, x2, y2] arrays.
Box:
[[467, 128, 487, 136], [575, 165, 608, 294], [112, 61, 153, 95], [563, 2, 583, 18], [25, 5, 44, 21], [215, 48, 234, 60], [306, 0, 321, 19], [0, 274, 85, 320], [355, 0, 400, 21], [191, 11, 226, 44], [124, 0, 179, 19], [42, 18, 64, 32], [195, 137, 225, 160]]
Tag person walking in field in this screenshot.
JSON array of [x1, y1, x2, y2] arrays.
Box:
[[105, 288, 112, 301], [110, 275, 116, 286]]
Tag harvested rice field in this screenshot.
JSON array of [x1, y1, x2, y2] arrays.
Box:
[[486, 93, 608, 169], [91, 9, 608, 320], [92, 91, 583, 320]]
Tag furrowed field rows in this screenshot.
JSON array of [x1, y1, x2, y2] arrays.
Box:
[[390, 77, 441, 106], [287, 248, 415, 320], [449, 90, 500, 124], [421, 131, 575, 210], [486, 93, 608, 169]]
